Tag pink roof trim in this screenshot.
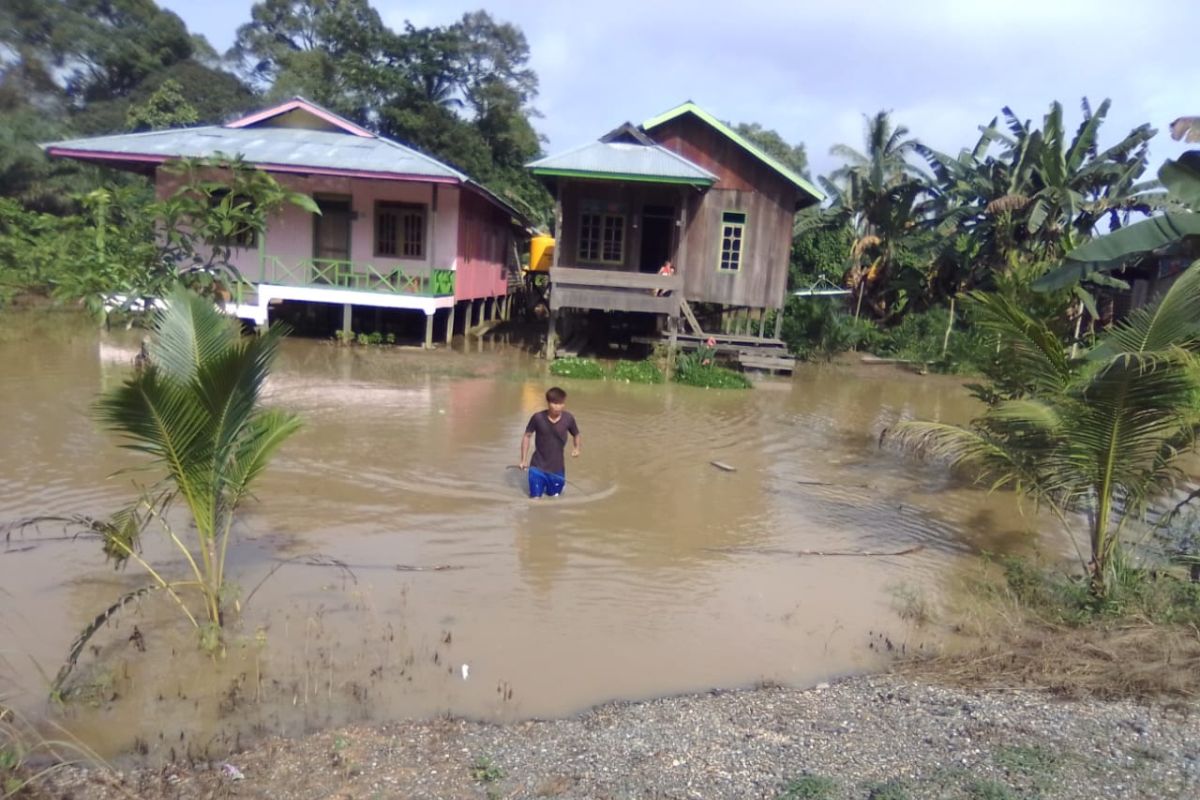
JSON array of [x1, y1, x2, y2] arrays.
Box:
[[45, 148, 460, 184], [225, 99, 375, 138]]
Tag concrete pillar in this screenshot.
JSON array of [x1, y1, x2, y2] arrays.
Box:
[[424, 311, 434, 349], [445, 303, 456, 346], [342, 303, 353, 336]]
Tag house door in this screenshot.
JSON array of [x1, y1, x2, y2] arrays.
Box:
[[313, 197, 353, 263], [638, 205, 675, 273]]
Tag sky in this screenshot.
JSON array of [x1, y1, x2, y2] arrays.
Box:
[[160, 0, 1200, 181]]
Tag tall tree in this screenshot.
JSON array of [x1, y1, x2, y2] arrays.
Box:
[[734, 122, 808, 178]]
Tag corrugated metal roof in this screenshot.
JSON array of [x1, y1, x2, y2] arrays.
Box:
[[43, 125, 467, 181], [527, 141, 716, 184]]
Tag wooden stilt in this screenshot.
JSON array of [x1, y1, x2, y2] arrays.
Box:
[[424, 311, 434, 349], [446, 303, 456, 345], [546, 308, 558, 360], [473, 299, 482, 328], [667, 315, 679, 379], [774, 306, 785, 340]]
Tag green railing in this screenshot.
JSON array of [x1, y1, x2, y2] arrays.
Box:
[[259, 256, 455, 297]]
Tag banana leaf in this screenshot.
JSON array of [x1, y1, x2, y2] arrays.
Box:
[[1033, 212, 1200, 291]]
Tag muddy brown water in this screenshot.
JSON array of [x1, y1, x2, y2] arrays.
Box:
[[0, 310, 1057, 762]]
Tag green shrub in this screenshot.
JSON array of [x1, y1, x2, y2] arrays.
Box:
[[779, 295, 879, 360], [873, 306, 995, 374], [549, 357, 605, 380], [674, 351, 752, 389], [611, 359, 664, 384]]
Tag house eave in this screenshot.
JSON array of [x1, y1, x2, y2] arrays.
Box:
[[530, 168, 713, 187]]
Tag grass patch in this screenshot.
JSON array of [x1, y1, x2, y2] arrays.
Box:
[[1, 696, 109, 796], [549, 357, 605, 380], [866, 779, 912, 800], [611, 359, 664, 384], [471, 755, 504, 784], [898, 556, 1200, 699], [777, 774, 837, 799], [964, 778, 1018, 800]]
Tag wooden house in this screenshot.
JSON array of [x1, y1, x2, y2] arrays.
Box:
[[527, 101, 823, 369], [44, 98, 529, 346]]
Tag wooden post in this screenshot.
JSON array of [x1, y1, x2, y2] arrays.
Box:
[[342, 303, 352, 336], [424, 311, 434, 349], [757, 308, 767, 339], [667, 314, 679, 379], [445, 303, 456, 345], [546, 308, 558, 360], [473, 299, 482, 328], [773, 305, 784, 340]]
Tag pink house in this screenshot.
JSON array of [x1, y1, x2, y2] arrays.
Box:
[[44, 98, 529, 345]]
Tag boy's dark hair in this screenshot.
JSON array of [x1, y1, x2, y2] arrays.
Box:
[[546, 387, 567, 403]]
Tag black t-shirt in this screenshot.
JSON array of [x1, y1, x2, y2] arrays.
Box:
[[525, 410, 579, 475]]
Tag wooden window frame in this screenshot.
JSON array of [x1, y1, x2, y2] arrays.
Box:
[[374, 201, 428, 260], [578, 211, 626, 265], [717, 210, 747, 273]]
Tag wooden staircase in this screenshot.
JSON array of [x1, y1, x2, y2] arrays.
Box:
[[635, 300, 797, 374]]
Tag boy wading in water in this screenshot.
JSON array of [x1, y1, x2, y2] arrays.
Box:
[[519, 386, 581, 498]]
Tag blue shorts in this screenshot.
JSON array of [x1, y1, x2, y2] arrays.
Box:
[[528, 467, 565, 498]]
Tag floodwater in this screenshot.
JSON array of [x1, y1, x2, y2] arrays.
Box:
[[0, 309, 1057, 761]]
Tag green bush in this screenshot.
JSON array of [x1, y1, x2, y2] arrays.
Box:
[[779, 295, 879, 360], [611, 359, 664, 384], [549, 357, 605, 380], [674, 351, 752, 389], [873, 306, 995, 374]]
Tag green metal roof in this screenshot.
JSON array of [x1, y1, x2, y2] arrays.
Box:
[[527, 140, 716, 185], [642, 102, 824, 203]]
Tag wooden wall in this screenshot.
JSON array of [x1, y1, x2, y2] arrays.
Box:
[[650, 116, 801, 309], [556, 179, 685, 272], [455, 188, 512, 300]]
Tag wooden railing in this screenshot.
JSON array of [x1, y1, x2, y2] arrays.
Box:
[[550, 266, 681, 315], [259, 256, 455, 296]]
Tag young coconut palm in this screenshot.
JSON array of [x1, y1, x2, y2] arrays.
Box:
[[891, 261, 1200, 597], [94, 288, 301, 645]]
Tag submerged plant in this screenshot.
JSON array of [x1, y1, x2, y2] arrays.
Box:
[[611, 359, 663, 384], [548, 357, 604, 380]]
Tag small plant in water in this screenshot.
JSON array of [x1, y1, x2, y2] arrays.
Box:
[[549, 356, 605, 380], [1, 696, 109, 796], [674, 343, 752, 389], [18, 289, 300, 692], [611, 359, 664, 384]]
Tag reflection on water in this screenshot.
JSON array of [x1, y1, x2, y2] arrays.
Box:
[[0, 310, 1059, 761]]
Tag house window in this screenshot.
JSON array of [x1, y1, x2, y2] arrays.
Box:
[[376, 202, 426, 258], [579, 212, 625, 264], [719, 211, 747, 272], [210, 190, 258, 248]]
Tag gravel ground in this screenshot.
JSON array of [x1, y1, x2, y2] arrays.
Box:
[[43, 675, 1199, 800]]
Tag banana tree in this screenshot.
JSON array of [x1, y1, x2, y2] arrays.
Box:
[[892, 262, 1200, 597], [1035, 119, 1200, 292]]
